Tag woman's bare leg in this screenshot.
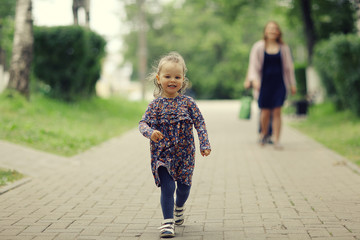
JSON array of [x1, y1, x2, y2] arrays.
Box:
[[260, 109, 271, 143], [272, 107, 282, 145]]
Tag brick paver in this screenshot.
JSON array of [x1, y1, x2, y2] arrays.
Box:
[[1, 100, 360, 240]]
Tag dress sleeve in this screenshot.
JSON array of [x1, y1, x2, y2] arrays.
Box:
[[139, 103, 155, 139], [188, 97, 211, 151]]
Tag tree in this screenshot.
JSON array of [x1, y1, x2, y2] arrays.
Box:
[[357, 0, 360, 34], [8, 0, 33, 99], [299, 0, 316, 63], [288, 0, 357, 62], [72, 0, 90, 28], [121, 0, 300, 99], [209, 0, 357, 63], [137, 0, 147, 100]]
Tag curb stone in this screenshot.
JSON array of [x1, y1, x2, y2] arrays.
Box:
[[0, 177, 31, 195]]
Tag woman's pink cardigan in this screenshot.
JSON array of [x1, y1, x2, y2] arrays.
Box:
[[247, 40, 296, 99]]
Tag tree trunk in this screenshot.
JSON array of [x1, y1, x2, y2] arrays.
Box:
[[299, 0, 316, 63], [8, 0, 33, 99], [73, 0, 91, 28], [356, 0, 360, 35], [0, 47, 6, 69]]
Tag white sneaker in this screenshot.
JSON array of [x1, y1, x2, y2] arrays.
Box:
[[174, 205, 185, 225], [158, 219, 175, 238]]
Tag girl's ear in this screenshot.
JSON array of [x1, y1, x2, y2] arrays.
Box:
[[156, 75, 160, 82]]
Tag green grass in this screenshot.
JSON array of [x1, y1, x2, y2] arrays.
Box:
[[0, 168, 24, 187], [289, 102, 360, 166], [0, 91, 147, 156]]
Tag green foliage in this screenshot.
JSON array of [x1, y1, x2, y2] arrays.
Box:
[[0, 0, 16, 17], [32, 26, 106, 101], [286, 0, 357, 60], [0, 168, 24, 187], [0, 0, 16, 69], [0, 91, 147, 156], [191, 0, 265, 23], [311, 0, 356, 40], [0, 17, 14, 68], [290, 102, 360, 165], [122, 0, 296, 99], [313, 34, 360, 115], [294, 62, 307, 98], [287, 0, 357, 40], [313, 39, 340, 107]]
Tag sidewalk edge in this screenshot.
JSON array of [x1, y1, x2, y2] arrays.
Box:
[[0, 177, 32, 195]]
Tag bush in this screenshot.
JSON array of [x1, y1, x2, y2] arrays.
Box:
[[313, 38, 343, 109], [0, 17, 14, 69], [33, 26, 106, 101], [294, 62, 307, 98], [313, 34, 360, 115]]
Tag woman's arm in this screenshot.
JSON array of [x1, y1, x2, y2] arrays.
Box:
[[247, 41, 265, 91], [282, 44, 297, 95]]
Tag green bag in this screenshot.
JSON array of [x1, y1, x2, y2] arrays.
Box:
[[239, 96, 252, 119]]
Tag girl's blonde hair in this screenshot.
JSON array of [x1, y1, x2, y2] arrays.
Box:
[[148, 51, 190, 98], [263, 20, 284, 44]]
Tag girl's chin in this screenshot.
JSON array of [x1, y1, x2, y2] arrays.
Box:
[[163, 91, 179, 97], [166, 87, 179, 92]]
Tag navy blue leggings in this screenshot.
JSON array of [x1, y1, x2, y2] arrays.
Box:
[[158, 167, 191, 219]]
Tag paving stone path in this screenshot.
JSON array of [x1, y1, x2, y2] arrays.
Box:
[[1, 100, 360, 240]]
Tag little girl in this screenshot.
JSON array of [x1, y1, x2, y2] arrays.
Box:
[[139, 52, 211, 238]]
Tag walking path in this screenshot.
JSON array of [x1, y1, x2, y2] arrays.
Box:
[[0, 100, 360, 240]]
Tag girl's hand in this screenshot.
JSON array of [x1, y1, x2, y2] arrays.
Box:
[[244, 79, 252, 89], [151, 130, 164, 143], [201, 149, 211, 157], [291, 86, 297, 95], [252, 80, 261, 91]]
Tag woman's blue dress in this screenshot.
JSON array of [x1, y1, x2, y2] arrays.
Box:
[[258, 51, 286, 109]]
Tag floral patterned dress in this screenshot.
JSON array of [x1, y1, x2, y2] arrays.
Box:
[[139, 95, 211, 187]]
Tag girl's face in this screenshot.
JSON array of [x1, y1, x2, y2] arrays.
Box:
[[264, 22, 280, 41], [157, 62, 184, 98]]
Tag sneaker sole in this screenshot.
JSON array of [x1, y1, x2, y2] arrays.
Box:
[[175, 219, 184, 225], [160, 233, 175, 238]]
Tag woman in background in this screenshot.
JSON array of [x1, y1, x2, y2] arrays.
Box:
[[247, 21, 297, 149]]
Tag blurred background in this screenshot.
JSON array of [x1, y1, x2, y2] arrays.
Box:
[[1, 0, 359, 102], [0, 0, 360, 164]]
